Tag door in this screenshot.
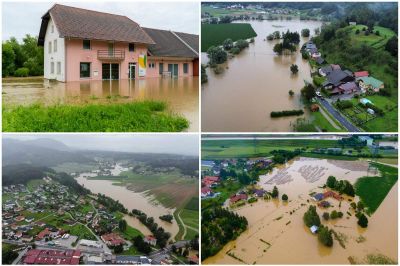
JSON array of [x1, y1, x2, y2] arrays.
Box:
[[129, 63, 136, 79], [102, 63, 119, 80], [108, 43, 114, 57], [168, 64, 179, 78]]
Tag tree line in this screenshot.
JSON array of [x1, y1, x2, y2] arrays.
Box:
[[2, 35, 44, 77]]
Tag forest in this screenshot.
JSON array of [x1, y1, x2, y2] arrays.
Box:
[[2, 35, 44, 77], [201, 207, 248, 260]]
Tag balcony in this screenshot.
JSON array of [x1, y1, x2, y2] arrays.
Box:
[[97, 50, 125, 61]]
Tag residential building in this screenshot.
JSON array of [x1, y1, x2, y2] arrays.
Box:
[[38, 4, 199, 82], [144, 235, 157, 246], [101, 232, 126, 247], [358, 76, 384, 92], [354, 71, 369, 78]]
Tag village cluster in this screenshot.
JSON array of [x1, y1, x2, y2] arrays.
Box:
[[2, 180, 189, 265]]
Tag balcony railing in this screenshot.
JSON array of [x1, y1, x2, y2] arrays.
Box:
[[97, 50, 125, 60]]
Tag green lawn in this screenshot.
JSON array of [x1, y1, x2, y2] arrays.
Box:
[[115, 225, 143, 240], [354, 163, 398, 215], [180, 209, 199, 230], [201, 23, 257, 52], [311, 110, 344, 132], [350, 25, 395, 48], [2, 101, 189, 132]]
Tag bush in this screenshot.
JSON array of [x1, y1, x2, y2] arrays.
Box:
[[235, 39, 249, 51], [336, 100, 353, 110], [289, 90, 294, 96], [271, 186, 279, 198], [301, 28, 310, 37], [223, 38, 234, 50], [290, 64, 299, 74], [270, 110, 304, 117], [357, 213, 368, 228], [282, 194, 288, 201], [230, 47, 241, 55], [323, 212, 330, 220], [14, 67, 29, 77], [248, 197, 257, 204], [355, 29, 360, 34]]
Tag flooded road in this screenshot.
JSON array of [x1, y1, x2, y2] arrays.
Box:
[[2, 77, 199, 132], [75, 165, 179, 238], [204, 158, 397, 264], [202, 20, 322, 132]]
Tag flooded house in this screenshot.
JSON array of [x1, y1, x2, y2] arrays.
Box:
[[38, 4, 199, 82]]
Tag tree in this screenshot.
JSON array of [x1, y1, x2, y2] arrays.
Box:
[[357, 201, 364, 211], [358, 213, 368, 228], [301, 84, 316, 102], [301, 28, 310, 37], [375, 30, 380, 36], [238, 172, 251, 185], [282, 194, 288, 201], [2, 43, 15, 77], [271, 186, 279, 198], [290, 64, 299, 74], [318, 225, 333, 247], [330, 210, 342, 219], [2, 248, 18, 264], [355, 29, 360, 34], [303, 205, 321, 227], [223, 39, 234, 50], [118, 219, 127, 231], [114, 244, 124, 254], [323, 212, 330, 220], [350, 202, 357, 210], [326, 175, 337, 189], [235, 39, 249, 51], [289, 90, 294, 96], [385, 36, 398, 56], [133, 236, 152, 254], [207, 46, 227, 65]]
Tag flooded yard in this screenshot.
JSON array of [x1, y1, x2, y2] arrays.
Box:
[[202, 20, 322, 132], [204, 158, 397, 264], [2, 77, 199, 132], [75, 164, 179, 238]]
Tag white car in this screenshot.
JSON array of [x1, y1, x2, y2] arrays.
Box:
[[316, 91, 322, 97]]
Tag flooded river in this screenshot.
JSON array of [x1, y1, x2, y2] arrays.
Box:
[[75, 164, 179, 238], [202, 20, 322, 132], [2, 77, 199, 132], [204, 158, 398, 264]]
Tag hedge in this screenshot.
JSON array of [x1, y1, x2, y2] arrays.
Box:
[[270, 110, 304, 117]]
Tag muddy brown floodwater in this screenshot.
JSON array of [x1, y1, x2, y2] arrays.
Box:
[[75, 166, 179, 238], [202, 20, 322, 132], [2, 77, 199, 132], [204, 158, 398, 264]]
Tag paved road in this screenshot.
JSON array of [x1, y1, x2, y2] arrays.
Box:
[[317, 98, 360, 132]]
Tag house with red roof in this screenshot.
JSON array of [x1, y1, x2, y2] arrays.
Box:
[[38, 4, 198, 82], [201, 187, 212, 198], [354, 71, 369, 78], [230, 194, 248, 204], [202, 176, 220, 187], [36, 228, 52, 240], [144, 235, 157, 246], [101, 232, 126, 247]]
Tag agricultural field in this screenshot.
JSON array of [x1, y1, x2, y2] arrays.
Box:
[[202, 6, 258, 17], [174, 197, 199, 241], [201, 23, 257, 52]]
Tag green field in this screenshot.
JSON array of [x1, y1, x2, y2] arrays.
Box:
[[202, 6, 258, 17], [51, 162, 97, 173], [2, 101, 189, 132], [355, 163, 398, 215], [174, 196, 199, 241], [350, 25, 396, 48], [202, 139, 340, 159], [311, 110, 345, 132], [201, 23, 257, 52]]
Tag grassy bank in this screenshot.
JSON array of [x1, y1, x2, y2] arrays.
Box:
[[3, 101, 189, 132], [174, 196, 199, 241], [355, 163, 398, 214], [201, 23, 257, 52]]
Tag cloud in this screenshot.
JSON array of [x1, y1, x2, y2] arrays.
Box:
[[2, 1, 199, 41]]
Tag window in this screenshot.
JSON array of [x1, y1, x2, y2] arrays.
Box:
[[80, 62, 91, 78], [159, 63, 164, 75], [54, 40, 57, 52], [183, 63, 188, 74], [48, 41, 52, 53], [129, 43, 135, 52], [83, 40, 91, 50], [57, 62, 61, 74], [148, 62, 155, 68], [50, 62, 54, 74]]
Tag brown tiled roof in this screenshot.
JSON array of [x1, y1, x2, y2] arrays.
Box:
[[38, 4, 154, 45], [143, 27, 198, 58], [175, 32, 199, 54]]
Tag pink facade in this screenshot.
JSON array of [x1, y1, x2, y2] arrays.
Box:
[[64, 39, 194, 82], [65, 39, 147, 82]]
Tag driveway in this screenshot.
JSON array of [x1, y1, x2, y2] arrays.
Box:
[[317, 98, 360, 132]]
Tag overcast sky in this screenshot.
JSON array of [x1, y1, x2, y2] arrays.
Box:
[[4, 134, 199, 156], [2, 1, 199, 41]]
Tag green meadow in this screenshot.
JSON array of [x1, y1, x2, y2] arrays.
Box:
[[2, 101, 189, 132]]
